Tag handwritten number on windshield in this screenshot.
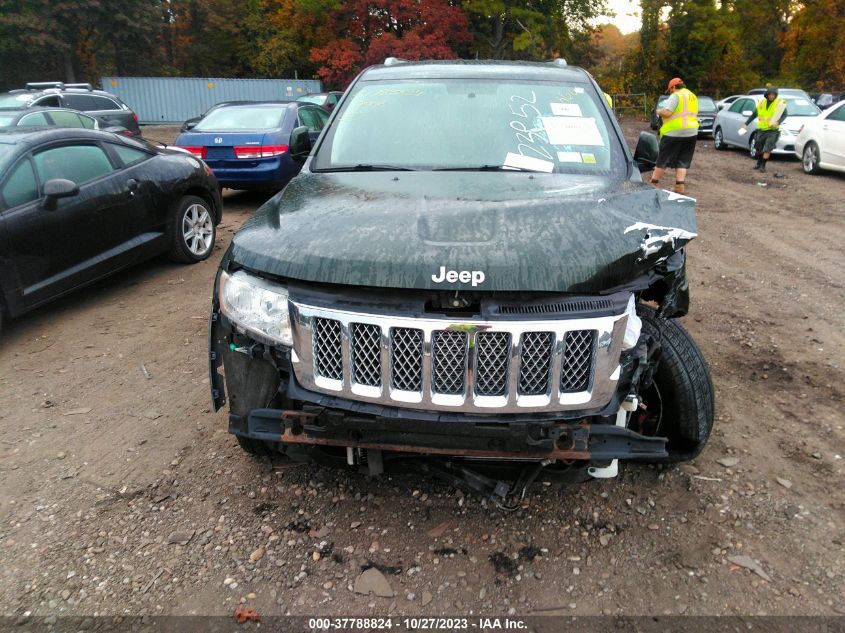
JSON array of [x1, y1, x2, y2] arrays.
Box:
[[509, 92, 553, 161]]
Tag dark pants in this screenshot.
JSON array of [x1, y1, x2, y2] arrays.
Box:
[[755, 129, 780, 157], [656, 135, 697, 169]]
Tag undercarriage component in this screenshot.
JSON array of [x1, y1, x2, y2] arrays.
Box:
[[232, 407, 668, 462]]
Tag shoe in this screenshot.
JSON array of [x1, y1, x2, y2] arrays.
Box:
[[760, 164, 766, 173], [753, 163, 761, 170], [673, 182, 685, 194]]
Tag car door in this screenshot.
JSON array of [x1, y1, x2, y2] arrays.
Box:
[[3, 141, 144, 306], [722, 98, 751, 146], [821, 104, 845, 165], [297, 106, 326, 144]]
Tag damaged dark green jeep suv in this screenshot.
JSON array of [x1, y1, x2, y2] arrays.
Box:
[[209, 59, 714, 501]]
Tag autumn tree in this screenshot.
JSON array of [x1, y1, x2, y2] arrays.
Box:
[[310, 0, 472, 88], [780, 0, 845, 90]]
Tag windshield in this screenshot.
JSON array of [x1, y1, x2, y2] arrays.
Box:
[[698, 97, 716, 111], [298, 95, 327, 105], [0, 113, 17, 127], [0, 93, 31, 108], [194, 106, 286, 131], [785, 98, 821, 117], [313, 78, 625, 176]]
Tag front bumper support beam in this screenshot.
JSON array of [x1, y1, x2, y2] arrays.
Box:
[[233, 408, 668, 462]]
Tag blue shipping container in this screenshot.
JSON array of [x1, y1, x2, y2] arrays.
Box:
[[100, 76, 322, 124]]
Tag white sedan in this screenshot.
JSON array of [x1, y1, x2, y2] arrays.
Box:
[[794, 100, 845, 174]]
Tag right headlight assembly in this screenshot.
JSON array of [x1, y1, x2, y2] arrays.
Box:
[[218, 270, 293, 346]]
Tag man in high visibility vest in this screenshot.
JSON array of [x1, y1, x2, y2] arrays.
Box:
[[741, 86, 787, 173], [650, 77, 699, 194]]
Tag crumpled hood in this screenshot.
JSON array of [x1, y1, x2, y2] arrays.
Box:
[[229, 171, 697, 293]]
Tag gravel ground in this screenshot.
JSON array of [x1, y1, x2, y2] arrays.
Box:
[[0, 120, 843, 621]]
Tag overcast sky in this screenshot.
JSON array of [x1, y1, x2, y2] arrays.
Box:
[[594, 0, 642, 35]]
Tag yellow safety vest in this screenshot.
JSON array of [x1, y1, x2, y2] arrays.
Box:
[[659, 88, 699, 137], [757, 97, 786, 131]]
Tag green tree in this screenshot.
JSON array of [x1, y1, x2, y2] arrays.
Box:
[[781, 0, 845, 90], [463, 0, 606, 62]]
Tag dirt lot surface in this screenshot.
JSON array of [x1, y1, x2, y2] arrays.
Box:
[[1, 121, 843, 621]]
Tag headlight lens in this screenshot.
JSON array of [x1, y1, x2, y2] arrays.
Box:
[[218, 270, 293, 346]]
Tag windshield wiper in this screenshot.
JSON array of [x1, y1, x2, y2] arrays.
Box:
[[320, 164, 416, 172], [433, 165, 541, 172]]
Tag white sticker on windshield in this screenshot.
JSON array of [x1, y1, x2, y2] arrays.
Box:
[[503, 152, 554, 173], [557, 151, 583, 163], [574, 87, 585, 94], [550, 103, 582, 117], [541, 116, 604, 146], [795, 99, 809, 105]]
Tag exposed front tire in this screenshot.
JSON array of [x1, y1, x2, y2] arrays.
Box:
[[637, 307, 715, 462], [802, 141, 821, 174], [713, 127, 727, 150], [168, 195, 216, 263]]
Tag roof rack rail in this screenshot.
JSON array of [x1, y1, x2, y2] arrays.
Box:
[[383, 57, 406, 67], [26, 81, 65, 90], [65, 83, 93, 91]]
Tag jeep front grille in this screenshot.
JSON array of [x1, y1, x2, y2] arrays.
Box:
[[292, 302, 628, 413]]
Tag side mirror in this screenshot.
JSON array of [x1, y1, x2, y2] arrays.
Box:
[[741, 110, 753, 117], [44, 178, 79, 203], [184, 120, 198, 131], [289, 125, 312, 160], [632, 131, 659, 173]]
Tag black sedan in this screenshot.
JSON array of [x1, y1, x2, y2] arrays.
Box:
[[0, 106, 131, 135], [0, 127, 222, 332]]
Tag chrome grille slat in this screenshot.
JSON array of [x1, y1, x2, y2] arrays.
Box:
[[475, 332, 511, 396], [518, 332, 554, 395], [431, 330, 468, 394], [351, 323, 382, 387], [391, 327, 423, 391], [561, 330, 595, 393], [293, 301, 626, 414], [313, 317, 343, 380]]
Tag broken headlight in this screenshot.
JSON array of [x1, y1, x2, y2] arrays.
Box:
[[218, 270, 293, 346]]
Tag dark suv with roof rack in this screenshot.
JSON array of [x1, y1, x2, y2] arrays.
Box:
[[0, 82, 141, 136], [209, 58, 714, 503]]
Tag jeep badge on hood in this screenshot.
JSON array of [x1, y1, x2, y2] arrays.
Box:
[[431, 266, 486, 287]]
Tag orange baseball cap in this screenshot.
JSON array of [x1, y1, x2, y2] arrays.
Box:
[[666, 77, 684, 93]]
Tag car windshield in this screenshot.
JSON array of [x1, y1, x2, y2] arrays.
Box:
[[698, 97, 716, 111], [313, 78, 625, 176], [0, 113, 17, 127], [299, 95, 327, 105], [0, 93, 31, 108], [785, 98, 821, 117], [194, 106, 286, 131]]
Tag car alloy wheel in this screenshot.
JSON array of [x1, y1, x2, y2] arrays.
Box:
[[182, 202, 214, 256], [748, 133, 758, 159], [714, 128, 724, 150], [803, 142, 820, 174]]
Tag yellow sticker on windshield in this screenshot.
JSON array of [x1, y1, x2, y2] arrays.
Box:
[[581, 153, 597, 164]]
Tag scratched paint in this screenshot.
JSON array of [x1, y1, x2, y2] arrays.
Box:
[[227, 171, 697, 294]]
